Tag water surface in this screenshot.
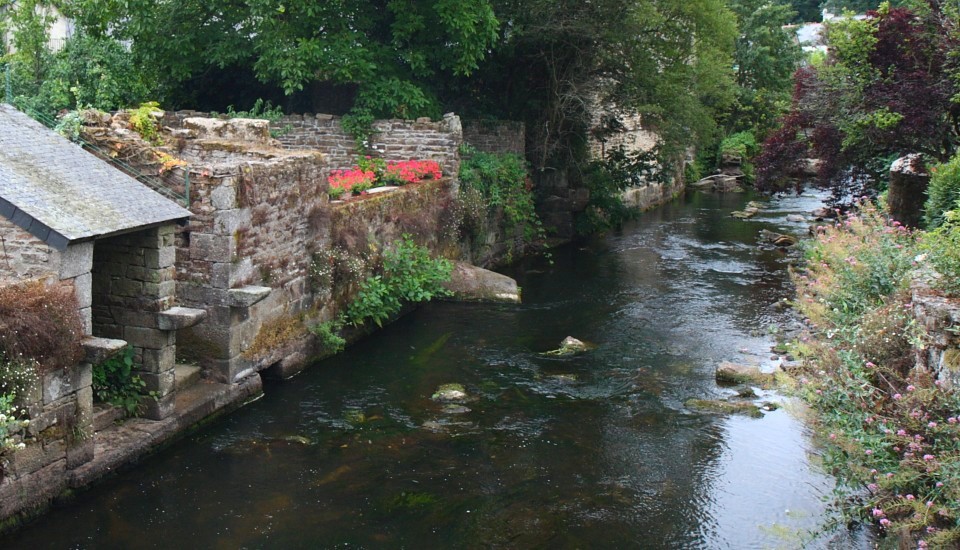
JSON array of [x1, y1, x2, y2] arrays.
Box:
[[7, 190, 866, 548]]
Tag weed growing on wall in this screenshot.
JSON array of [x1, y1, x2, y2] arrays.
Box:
[[0, 392, 30, 453], [92, 347, 147, 417], [127, 101, 163, 144], [790, 200, 960, 548], [345, 235, 452, 327], [458, 146, 542, 243]]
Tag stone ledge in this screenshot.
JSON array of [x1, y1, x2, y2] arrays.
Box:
[[227, 286, 271, 308], [157, 307, 207, 330], [81, 337, 127, 365], [69, 374, 262, 489]]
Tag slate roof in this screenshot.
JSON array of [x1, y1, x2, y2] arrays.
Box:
[[0, 104, 191, 250]]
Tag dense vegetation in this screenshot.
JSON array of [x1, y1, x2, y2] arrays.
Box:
[[756, 1, 959, 201]]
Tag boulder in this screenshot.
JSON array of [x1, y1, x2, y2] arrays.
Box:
[[684, 398, 763, 418], [442, 262, 521, 303], [715, 361, 775, 385], [431, 383, 467, 402], [542, 336, 595, 356], [887, 154, 929, 228]]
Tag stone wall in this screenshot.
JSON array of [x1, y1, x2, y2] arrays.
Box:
[[91, 225, 179, 419], [163, 111, 464, 178], [0, 219, 58, 284], [463, 120, 525, 156]]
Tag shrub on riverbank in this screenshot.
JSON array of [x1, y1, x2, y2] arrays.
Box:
[[792, 201, 960, 548]]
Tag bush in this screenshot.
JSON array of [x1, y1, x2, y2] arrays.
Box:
[[718, 130, 759, 161], [924, 154, 960, 229], [92, 347, 146, 417], [921, 209, 960, 297], [0, 280, 84, 372], [791, 200, 960, 547], [345, 236, 452, 327], [458, 146, 541, 242]]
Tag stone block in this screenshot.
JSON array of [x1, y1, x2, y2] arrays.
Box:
[[58, 242, 93, 280], [124, 326, 175, 350], [213, 209, 252, 235], [144, 246, 175, 269], [79, 307, 93, 335], [158, 307, 207, 330], [0, 458, 67, 519], [76, 364, 93, 390], [42, 369, 74, 405], [5, 441, 63, 476], [141, 346, 176, 373], [82, 337, 128, 365], [141, 393, 175, 420], [190, 233, 234, 263], [68, 272, 93, 309], [227, 286, 271, 308], [137, 370, 175, 396], [65, 438, 94, 469], [210, 185, 237, 210]]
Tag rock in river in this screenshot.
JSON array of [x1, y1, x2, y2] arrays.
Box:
[[715, 361, 775, 386], [432, 383, 468, 402], [542, 336, 595, 356]]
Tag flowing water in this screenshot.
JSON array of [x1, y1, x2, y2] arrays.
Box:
[[7, 190, 871, 549]]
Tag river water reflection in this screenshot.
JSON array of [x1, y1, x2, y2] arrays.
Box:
[[7, 190, 869, 548]]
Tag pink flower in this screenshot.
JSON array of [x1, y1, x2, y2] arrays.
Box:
[[868, 483, 879, 492], [923, 454, 935, 461], [897, 429, 908, 436], [907, 385, 916, 392], [872, 507, 885, 517], [936, 482, 944, 488], [906, 494, 916, 501], [865, 449, 873, 455], [893, 393, 902, 400], [880, 518, 891, 526]]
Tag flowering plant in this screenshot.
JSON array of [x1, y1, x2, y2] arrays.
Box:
[[328, 168, 376, 197], [326, 158, 442, 198], [383, 160, 442, 185], [0, 392, 30, 453]]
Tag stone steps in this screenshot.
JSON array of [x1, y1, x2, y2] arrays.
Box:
[[174, 364, 202, 392]]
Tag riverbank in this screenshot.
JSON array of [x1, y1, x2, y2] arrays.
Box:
[[3, 189, 863, 548]]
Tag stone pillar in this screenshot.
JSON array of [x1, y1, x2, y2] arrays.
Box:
[[92, 224, 179, 420], [887, 154, 929, 228]]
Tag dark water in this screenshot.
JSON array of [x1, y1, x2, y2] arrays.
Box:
[[8, 190, 866, 549]]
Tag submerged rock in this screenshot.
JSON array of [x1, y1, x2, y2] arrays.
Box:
[[758, 229, 797, 247], [441, 404, 472, 414], [716, 361, 775, 386], [785, 214, 807, 223], [547, 373, 579, 383], [542, 336, 595, 356], [684, 398, 763, 418], [431, 383, 468, 402]]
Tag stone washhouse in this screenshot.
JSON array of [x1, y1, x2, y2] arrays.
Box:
[[0, 104, 216, 519]]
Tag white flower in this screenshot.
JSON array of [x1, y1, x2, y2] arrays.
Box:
[[915, 253, 928, 263]]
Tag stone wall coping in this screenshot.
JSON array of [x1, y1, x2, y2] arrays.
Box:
[[82, 337, 127, 364], [227, 286, 271, 308], [157, 307, 207, 330]]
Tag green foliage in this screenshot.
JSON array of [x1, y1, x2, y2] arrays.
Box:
[[224, 98, 284, 122], [921, 209, 960, 296], [0, 392, 30, 453], [575, 146, 668, 235], [727, 0, 802, 139], [309, 319, 346, 354], [458, 147, 541, 241], [127, 101, 163, 144], [925, 154, 960, 229], [719, 131, 759, 160], [92, 347, 146, 417], [345, 236, 452, 327]]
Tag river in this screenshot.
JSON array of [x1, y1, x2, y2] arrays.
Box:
[[6, 190, 871, 549]]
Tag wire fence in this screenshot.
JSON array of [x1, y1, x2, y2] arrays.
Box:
[[2, 63, 191, 207]]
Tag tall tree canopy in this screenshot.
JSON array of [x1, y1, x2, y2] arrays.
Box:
[[756, 1, 960, 198]]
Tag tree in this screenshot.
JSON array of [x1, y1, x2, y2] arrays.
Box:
[[728, 0, 804, 138], [755, 2, 960, 199]]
